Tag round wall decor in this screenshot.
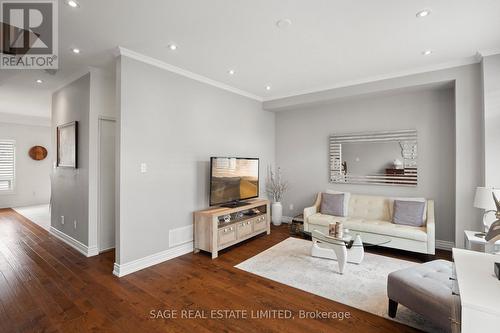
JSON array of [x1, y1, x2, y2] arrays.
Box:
[[29, 146, 48, 161]]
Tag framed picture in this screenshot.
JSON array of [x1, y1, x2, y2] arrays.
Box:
[[57, 121, 78, 168]]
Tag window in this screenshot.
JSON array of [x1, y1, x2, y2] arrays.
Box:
[[0, 140, 15, 192]]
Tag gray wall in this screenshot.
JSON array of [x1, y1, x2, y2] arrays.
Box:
[[0, 121, 51, 208], [276, 88, 456, 242], [267, 63, 484, 247], [482, 55, 500, 188], [51, 74, 90, 245], [117, 56, 275, 264]]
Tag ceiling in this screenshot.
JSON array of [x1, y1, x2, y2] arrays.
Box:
[[1, 0, 500, 118]]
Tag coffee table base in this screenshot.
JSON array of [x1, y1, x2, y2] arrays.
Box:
[[311, 234, 364, 274]]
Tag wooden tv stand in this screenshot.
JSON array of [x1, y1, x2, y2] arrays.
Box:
[[193, 199, 270, 259]]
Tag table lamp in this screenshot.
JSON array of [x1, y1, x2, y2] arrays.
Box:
[[473, 187, 500, 234]]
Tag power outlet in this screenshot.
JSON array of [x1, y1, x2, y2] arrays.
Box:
[[140, 163, 147, 173], [73, 220, 77, 229], [61, 216, 65, 225], [289, 204, 294, 211]]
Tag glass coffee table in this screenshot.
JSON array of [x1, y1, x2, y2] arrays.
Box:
[[304, 229, 391, 274]]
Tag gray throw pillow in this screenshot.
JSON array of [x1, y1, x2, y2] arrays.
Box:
[[320, 193, 344, 216], [393, 200, 426, 227]]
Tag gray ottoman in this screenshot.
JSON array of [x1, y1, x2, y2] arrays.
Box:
[[387, 260, 453, 332]]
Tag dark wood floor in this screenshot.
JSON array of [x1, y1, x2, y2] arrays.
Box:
[[0, 208, 451, 333]]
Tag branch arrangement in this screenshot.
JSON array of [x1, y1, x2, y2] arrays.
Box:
[[266, 166, 288, 203]]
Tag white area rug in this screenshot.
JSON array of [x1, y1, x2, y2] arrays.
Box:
[[236, 237, 441, 333], [13, 204, 50, 231]]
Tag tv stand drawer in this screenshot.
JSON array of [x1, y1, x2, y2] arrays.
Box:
[[237, 220, 253, 238], [254, 215, 267, 232], [218, 226, 236, 246]]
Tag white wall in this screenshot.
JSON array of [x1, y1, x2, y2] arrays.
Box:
[[266, 64, 484, 248], [0, 120, 51, 208], [116, 55, 275, 267], [481, 54, 500, 188], [275, 87, 456, 242]]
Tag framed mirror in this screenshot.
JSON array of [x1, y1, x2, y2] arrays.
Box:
[[329, 130, 417, 186]]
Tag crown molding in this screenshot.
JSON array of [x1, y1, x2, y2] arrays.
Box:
[[116, 47, 262, 102], [264, 56, 480, 102], [477, 48, 500, 60]]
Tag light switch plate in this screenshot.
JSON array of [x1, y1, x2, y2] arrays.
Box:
[[140, 163, 147, 173]]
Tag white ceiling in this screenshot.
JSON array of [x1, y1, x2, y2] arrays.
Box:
[[1, 0, 500, 118]]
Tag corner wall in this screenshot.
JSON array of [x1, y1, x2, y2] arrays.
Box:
[[481, 54, 500, 188], [115, 55, 275, 275]]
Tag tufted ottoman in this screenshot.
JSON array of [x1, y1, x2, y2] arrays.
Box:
[[387, 259, 453, 332]]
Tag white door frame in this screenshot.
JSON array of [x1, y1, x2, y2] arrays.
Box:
[[97, 116, 116, 253]]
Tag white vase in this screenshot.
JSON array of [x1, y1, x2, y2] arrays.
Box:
[[272, 202, 283, 226]]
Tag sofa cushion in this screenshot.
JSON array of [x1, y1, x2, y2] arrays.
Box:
[[343, 219, 428, 242], [389, 197, 427, 222], [393, 200, 426, 227], [307, 214, 428, 242], [348, 195, 391, 221], [320, 193, 344, 216], [325, 189, 350, 217]]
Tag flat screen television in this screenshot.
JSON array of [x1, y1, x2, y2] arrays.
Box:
[[210, 157, 259, 207]]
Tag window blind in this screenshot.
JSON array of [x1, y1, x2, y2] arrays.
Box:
[[0, 140, 15, 191]]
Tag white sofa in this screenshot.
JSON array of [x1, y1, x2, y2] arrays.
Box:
[[304, 192, 435, 255]]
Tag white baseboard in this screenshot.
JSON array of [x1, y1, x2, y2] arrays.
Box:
[[49, 226, 98, 257], [281, 216, 293, 224], [113, 242, 194, 277], [435, 239, 455, 251]]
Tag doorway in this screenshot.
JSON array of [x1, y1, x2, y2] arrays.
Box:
[[98, 117, 116, 252]]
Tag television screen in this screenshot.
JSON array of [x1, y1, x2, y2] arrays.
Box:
[[210, 157, 259, 206]]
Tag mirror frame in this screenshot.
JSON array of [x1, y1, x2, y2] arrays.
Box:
[[329, 129, 418, 187]]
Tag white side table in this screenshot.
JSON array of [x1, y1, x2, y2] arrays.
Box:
[[464, 230, 500, 252]]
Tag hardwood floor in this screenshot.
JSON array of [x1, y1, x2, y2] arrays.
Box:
[[0, 208, 451, 333]]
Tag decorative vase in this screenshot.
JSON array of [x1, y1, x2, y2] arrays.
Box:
[[271, 202, 283, 226]]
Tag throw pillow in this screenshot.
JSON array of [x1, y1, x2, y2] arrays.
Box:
[[325, 189, 350, 217], [392, 200, 426, 227], [320, 193, 344, 216]]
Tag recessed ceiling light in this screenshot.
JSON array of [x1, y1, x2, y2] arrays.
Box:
[[67, 0, 80, 8], [36, 79, 43, 84], [168, 43, 177, 51], [265, 85, 272, 91], [228, 69, 235, 75], [71, 48, 80, 54], [276, 18, 292, 29], [422, 50, 433, 56], [416, 9, 431, 18]]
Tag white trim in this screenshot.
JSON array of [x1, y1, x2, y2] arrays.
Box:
[[435, 239, 455, 251], [49, 226, 99, 257], [113, 242, 193, 277], [264, 56, 479, 101], [478, 48, 500, 59], [116, 47, 262, 102]]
